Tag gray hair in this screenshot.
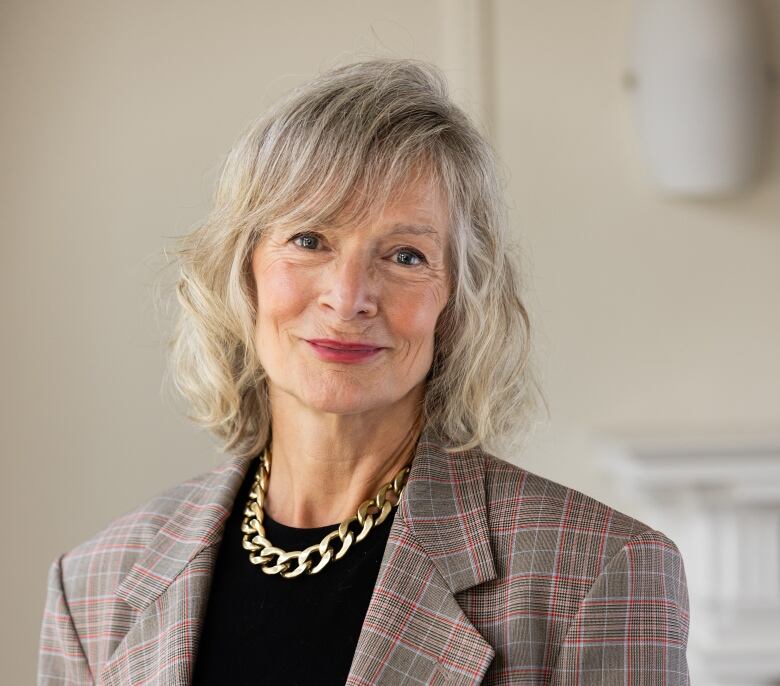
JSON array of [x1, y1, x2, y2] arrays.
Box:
[[164, 57, 545, 459]]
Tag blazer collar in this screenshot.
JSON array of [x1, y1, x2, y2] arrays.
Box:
[[107, 425, 497, 685], [347, 427, 497, 684], [116, 424, 496, 611], [399, 425, 497, 592]]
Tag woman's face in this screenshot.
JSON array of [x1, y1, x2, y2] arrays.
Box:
[[250, 175, 451, 418]]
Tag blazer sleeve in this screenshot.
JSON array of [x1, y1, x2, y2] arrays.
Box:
[[549, 529, 690, 685], [38, 555, 95, 685]]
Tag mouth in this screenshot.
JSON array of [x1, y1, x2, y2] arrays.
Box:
[[305, 338, 385, 351], [304, 339, 385, 363]]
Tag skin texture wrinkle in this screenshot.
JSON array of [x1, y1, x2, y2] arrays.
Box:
[[250, 174, 451, 528]]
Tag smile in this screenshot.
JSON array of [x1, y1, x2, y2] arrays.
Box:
[[305, 340, 384, 363]]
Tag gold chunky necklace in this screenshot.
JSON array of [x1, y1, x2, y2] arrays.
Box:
[[240, 445, 412, 578]]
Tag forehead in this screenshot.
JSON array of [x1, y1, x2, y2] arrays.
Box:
[[336, 174, 449, 242]]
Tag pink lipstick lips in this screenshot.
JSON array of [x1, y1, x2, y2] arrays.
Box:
[[305, 338, 385, 363]]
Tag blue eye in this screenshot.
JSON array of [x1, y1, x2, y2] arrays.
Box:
[[395, 249, 425, 266], [291, 232, 320, 250]]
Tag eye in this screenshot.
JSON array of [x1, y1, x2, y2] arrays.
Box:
[[394, 248, 426, 266], [290, 232, 321, 250]]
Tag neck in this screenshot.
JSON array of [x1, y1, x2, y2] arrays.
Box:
[[262, 385, 425, 528]]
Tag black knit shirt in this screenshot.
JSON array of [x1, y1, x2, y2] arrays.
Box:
[[192, 455, 396, 686]]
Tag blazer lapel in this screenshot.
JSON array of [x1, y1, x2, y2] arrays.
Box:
[[346, 427, 497, 685], [99, 456, 250, 686], [99, 426, 497, 685]]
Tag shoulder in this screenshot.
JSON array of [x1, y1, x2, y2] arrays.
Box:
[[449, 450, 690, 681], [478, 450, 685, 591], [473, 449, 689, 641], [481, 450, 652, 538], [54, 456, 248, 603], [63, 463, 217, 560]]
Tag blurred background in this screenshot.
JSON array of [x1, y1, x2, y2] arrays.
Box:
[[2, 1, 779, 684]]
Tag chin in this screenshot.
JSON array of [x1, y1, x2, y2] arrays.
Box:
[[303, 394, 381, 417]]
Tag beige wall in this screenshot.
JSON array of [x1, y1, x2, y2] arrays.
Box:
[[492, 0, 780, 512], [2, 1, 778, 682]]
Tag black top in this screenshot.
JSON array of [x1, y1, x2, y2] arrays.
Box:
[[192, 455, 397, 686]]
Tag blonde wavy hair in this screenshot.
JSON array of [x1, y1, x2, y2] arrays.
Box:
[[163, 57, 545, 459]]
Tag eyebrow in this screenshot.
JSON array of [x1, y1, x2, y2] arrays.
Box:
[[387, 223, 442, 246]]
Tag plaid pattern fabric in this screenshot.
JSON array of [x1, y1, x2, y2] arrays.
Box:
[[38, 426, 689, 685]]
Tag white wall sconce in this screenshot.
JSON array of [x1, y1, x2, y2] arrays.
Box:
[[627, 0, 775, 197]]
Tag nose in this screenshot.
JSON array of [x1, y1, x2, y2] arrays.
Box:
[[318, 250, 378, 319]]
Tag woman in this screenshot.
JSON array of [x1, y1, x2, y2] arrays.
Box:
[[38, 58, 689, 685]]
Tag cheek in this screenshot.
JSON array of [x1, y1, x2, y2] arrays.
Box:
[[255, 260, 312, 327], [388, 287, 444, 343]]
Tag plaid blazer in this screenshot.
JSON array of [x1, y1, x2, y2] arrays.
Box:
[[39, 426, 690, 685]]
